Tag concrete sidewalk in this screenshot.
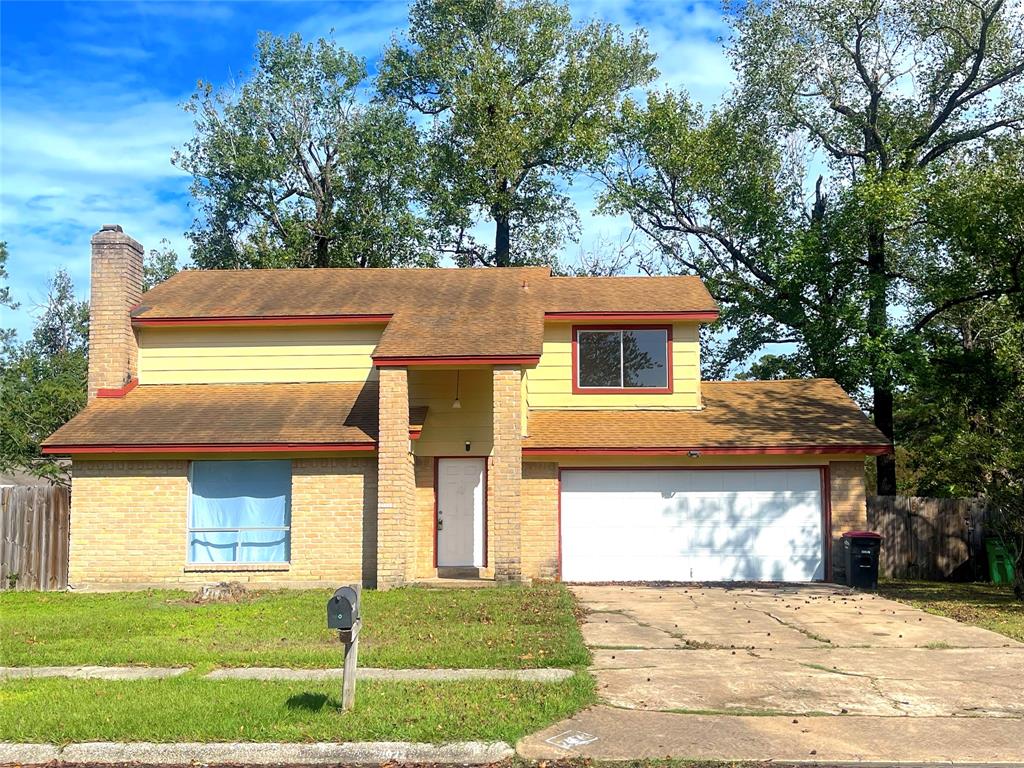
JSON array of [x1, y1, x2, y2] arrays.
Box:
[[517, 705, 1024, 763], [0, 740, 513, 766]]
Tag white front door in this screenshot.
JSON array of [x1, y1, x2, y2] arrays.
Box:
[[437, 458, 486, 567], [560, 468, 825, 582]]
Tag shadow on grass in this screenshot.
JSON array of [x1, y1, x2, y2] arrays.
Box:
[[285, 692, 336, 712], [880, 580, 1021, 609]]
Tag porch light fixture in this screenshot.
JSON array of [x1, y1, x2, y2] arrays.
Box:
[[452, 370, 462, 409]]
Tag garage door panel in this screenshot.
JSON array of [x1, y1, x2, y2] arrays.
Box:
[[561, 469, 825, 583]]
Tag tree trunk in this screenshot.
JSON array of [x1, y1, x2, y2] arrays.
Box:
[[315, 234, 330, 268], [866, 224, 898, 495], [494, 216, 511, 267]]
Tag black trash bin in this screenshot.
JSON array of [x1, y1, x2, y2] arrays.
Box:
[[842, 531, 882, 589]]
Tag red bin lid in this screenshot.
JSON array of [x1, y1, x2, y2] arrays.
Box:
[[842, 530, 882, 539]]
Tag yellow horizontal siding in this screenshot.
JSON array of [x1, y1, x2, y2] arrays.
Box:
[[138, 325, 384, 385], [410, 368, 493, 457], [526, 321, 702, 410]]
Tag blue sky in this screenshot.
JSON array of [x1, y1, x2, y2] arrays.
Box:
[[0, 0, 734, 339]]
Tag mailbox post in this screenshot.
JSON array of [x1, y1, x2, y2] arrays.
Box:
[[327, 585, 361, 711]]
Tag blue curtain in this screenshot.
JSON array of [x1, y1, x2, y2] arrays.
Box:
[[188, 460, 291, 563]]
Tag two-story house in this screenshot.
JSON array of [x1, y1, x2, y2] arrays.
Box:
[[43, 225, 891, 589]]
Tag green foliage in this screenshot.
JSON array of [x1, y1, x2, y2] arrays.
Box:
[[601, 0, 1024, 493], [174, 32, 433, 269], [894, 146, 1024, 593], [144, 239, 182, 290], [0, 268, 88, 485], [0, 241, 17, 352], [379, 0, 656, 266]]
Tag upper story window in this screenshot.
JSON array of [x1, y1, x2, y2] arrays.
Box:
[[574, 326, 672, 393], [188, 460, 292, 564]]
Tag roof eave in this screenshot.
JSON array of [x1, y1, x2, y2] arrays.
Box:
[[521, 444, 893, 456], [41, 441, 380, 456], [544, 311, 720, 322], [373, 354, 541, 367], [131, 313, 393, 327]]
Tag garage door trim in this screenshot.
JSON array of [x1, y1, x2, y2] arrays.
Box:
[[556, 464, 832, 582]]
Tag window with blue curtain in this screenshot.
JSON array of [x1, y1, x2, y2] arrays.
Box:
[[188, 460, 292, 564]]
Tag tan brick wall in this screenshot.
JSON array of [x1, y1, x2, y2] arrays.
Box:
[[413, 455, 436, 578], [376, 367, 416, 588], [88, 227, 143, 399], [490, 365, 523, 581], [69, 457, 375, 589], [291, 458, 376, 584], [830, 460, 868, 580], [521, 461, 559, 580]]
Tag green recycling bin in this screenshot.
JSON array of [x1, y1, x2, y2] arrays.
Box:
[[985, 539, 1016, 584]]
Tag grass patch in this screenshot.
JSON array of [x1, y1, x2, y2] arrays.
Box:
[[0, 583, 589, 669], [877, 580, 1024, 643], [0, 673, 595, 744]]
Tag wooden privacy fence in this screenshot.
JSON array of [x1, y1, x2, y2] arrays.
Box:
[[867, 495, 988, 580], [1, 485, 70, 590]]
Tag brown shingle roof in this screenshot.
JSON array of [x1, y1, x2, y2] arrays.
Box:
[[523, 379, 890, 452], [42, 383, 427, 450], [132, 268, 718, 359]]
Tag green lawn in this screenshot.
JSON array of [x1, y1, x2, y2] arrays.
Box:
[[877, 580, 1024, 642], [0, 583, 589, 669], [0, 673, 595, 744]]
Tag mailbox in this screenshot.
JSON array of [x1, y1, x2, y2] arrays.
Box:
[[327, 586, 360, 631]]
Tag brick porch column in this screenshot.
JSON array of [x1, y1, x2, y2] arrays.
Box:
[[491, 365, 524, 582], [377, 367, 416, 589]]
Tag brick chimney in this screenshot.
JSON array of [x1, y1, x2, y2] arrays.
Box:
[[88, 225, 143, 400]]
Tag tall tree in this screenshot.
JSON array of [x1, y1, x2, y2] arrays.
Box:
[[144, 239, 182, 291], [0, 241, 17, 352], [174, 32, 432, 269], [601, 0, 1024, 493], [378, 0, 655, 266], [0, 268, 89, 485]]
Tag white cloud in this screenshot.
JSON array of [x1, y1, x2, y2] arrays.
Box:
[[0, 0, 742, 337], [1, 81, 193, 337]]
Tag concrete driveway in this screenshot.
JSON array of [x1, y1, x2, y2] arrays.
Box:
[[576, 583, 1023, 717]]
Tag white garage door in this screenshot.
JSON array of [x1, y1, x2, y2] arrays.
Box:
[[560, 469, 825, 582]]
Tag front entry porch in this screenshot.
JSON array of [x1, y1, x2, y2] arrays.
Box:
[[375, 364, 524, 589]]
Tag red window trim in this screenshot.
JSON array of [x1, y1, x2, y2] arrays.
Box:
[[571, 324, 673, 395]]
